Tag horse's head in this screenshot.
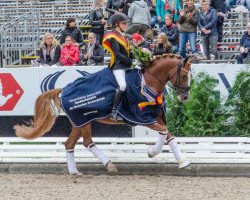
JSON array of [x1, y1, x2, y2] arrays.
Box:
[[168, 56, 192, 102], [143, 54, 192, 102]]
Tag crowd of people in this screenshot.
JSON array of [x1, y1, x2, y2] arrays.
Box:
[[32, 0, 250, 67]]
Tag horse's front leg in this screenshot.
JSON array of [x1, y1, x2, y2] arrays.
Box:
[[81, 123, 117, 173], [65, 126, 82, 175], [146, 111, 190, 169]]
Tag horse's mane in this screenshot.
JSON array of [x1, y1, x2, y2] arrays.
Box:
[[143, 53, 182, 70]]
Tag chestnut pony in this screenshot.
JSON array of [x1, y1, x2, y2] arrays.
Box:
[[14, 54, 192, 175]]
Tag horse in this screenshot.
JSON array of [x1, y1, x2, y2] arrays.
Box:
[[14, 54, 192, 175]]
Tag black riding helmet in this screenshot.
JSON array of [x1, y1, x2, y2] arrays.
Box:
[[111, 13, 128, 25]]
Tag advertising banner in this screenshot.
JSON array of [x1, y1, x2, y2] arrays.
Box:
[[0, 64, 247, 116]]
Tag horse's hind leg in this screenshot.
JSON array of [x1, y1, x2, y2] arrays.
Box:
[[81, 123, 117, 173], [65, 126, 82, 175]]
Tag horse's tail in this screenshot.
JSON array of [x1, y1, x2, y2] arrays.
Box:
[[13, 88, 62, 140]]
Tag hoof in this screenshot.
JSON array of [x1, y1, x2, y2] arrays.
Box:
[[70, 171, 83, 176], [106, 161, 118, 173], [147, 146, 161, 158], [178, 159, 190, 169]]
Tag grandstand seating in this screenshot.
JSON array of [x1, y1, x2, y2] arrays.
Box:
[[0, 0, 249, 67]]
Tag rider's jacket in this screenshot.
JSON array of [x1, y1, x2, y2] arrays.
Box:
[[102, 30, 132, 70]]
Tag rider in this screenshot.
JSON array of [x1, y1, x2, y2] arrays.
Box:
[[102, 13, 133, 120]]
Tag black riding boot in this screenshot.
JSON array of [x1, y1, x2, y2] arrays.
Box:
[[110, 89, 123, 121]]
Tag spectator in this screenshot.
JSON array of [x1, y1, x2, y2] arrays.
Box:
[[60, 36, 80, 66], [123, 0, 133, 15], [60, 18, 84, 47], [33, 33, 61, 67], [153, 32, 172, 55], [165, 0, 181, 22], [161, 14, 179, 53], [226, 0, 250, 12], [239, 0, 250, 11], [236, 22, 250, 64], [126, 0, 151, 36], [210, 0, 227, 42], [131, 33, 151, 51], [106, 0, 125, 24], [82, 33, 104, 65], [156, 0, 166, 28], [178, 0, 199, 58], [198, 0, 219, 60], [145, 0, 157, 28], [89, 0, 107, 44]]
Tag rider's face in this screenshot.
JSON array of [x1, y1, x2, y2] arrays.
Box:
[[119, 21, 128, 32]]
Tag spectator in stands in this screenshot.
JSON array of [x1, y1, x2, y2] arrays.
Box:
[[240, 0, 250, 11], [153, 32, 172, 55], [60, 18, 84, 47], [60, 36, 80, 66], [198, 0, 219, 60], [32, 33, 61, 67], [156, 0, 181, 27], [123, 0, 132, 15], [178, 0, 199, 58], [82, 33, 104, 65], [131, 33, 151, 51], [89, 0, 107, 44], [210, 0, 227, 42], [126, 0, 151, 36], [236, 22, 250, 64], [161, 14, 179, 53], [144, 29, 154, 45], [226, 0, 250, 12], [145, 0, 157, 28], [106, 0, 125, 24], [156, 0, 166, 28], [165, 0, 181, 22]]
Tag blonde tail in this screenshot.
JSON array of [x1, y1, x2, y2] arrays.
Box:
[[13, 88, 62, 140]]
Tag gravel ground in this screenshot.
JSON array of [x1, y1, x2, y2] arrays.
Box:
[[0, 174, 250, 200]]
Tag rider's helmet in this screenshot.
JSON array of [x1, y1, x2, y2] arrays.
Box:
[[111, 13, 128, 25]]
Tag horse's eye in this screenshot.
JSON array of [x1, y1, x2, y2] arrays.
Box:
[[182, 76, 187, 80]]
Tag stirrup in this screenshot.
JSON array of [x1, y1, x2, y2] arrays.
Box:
[[110, 110, 122, 121]]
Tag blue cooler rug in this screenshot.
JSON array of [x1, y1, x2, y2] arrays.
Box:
[[60, 67, 165, 127]]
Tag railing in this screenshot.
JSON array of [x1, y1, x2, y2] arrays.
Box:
[[0, 137, 250, 163], [0, 11, 40, 66]]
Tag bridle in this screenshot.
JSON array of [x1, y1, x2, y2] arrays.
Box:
[[168, 59, 191, 95], [143, 59, 191, 95]]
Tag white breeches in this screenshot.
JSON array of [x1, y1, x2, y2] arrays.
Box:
[[113, 69, 126, 91]]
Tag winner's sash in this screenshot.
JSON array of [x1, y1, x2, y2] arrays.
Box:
[[102, 32, 130, 67]]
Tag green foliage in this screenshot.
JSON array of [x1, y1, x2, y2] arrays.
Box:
[[225, 68, 250, 136], [165, 72, 225, 136], [132, 46, 152, 67], [182, 72, 225, 136], [165, 92, 186, 136]]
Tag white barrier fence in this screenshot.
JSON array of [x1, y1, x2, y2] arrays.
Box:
[[1, 137, 250, 164]]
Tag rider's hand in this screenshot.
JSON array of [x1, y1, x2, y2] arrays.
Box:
[[240, 47, 245, 53]]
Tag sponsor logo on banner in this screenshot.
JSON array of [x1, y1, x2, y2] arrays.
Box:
[[0, 73, 24, 111], [40, 70, 90, 92]]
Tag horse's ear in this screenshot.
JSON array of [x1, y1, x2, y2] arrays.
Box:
[[183, 56, 192, 65]]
